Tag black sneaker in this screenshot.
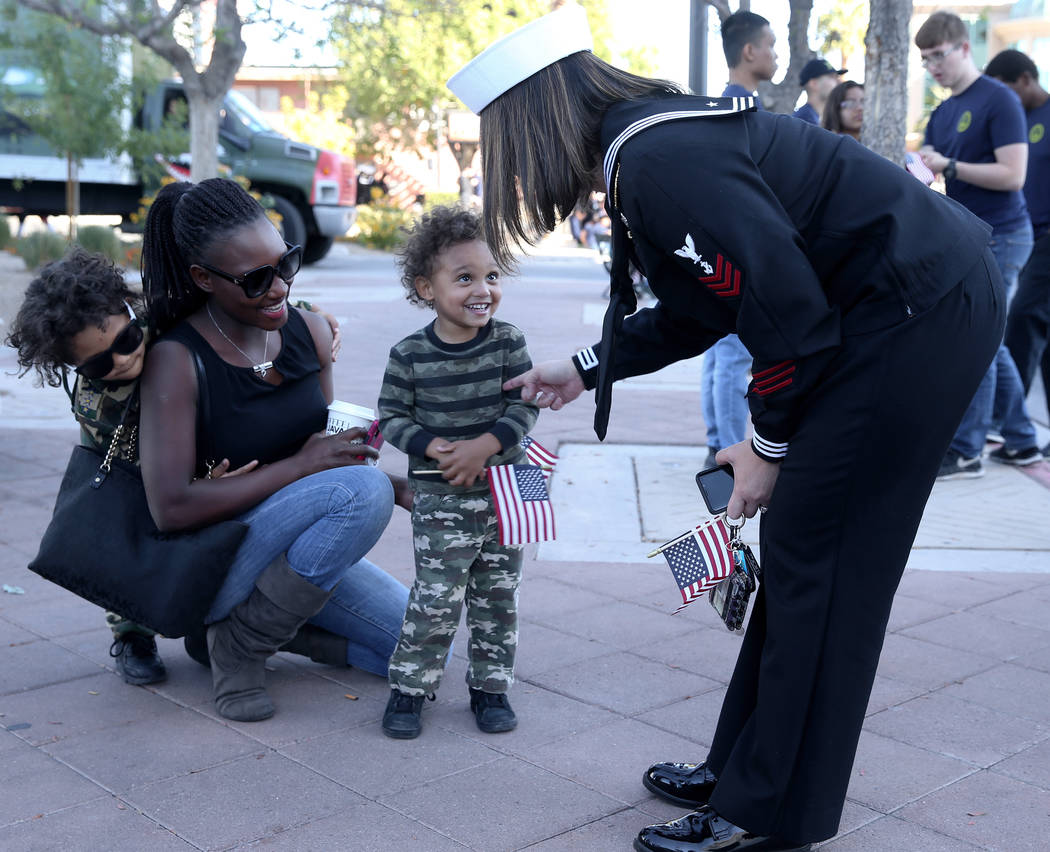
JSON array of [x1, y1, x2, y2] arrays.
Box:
[[109, 633, 167, 685], [382, 689, 431, 739], [469, 688, 517, 733], [936, 450, 983, 480], [988, 445, 1043, 466]]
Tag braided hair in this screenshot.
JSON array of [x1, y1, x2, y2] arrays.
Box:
[[6, 247, 138, 387], [142, 178, 266, 335]]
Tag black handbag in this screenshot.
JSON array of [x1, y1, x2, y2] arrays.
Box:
[[27, 353, 248, 637]]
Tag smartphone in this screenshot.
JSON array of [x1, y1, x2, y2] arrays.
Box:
[[695, 464, 734, 515], [354, 420, 384, 465]]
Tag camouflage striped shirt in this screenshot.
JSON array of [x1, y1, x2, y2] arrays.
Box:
[[378, 319, 538, 494]]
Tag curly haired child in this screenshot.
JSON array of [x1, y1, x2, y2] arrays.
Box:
[[377, 205, 538, 738]]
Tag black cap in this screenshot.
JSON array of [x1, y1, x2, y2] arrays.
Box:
[[800, 58, 847, 86]]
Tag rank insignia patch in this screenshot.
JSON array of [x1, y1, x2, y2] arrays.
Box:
[[698, 254, 741, 298]]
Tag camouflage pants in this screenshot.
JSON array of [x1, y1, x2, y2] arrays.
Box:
[[388, 492, 522, 697], [105, 612, 156, 639]]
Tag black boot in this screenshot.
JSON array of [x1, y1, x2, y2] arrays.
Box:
[[183, 624, 210, 668], [634, 806, 811, 852], [207, 556, 334, 722], [642, 760, 718, 807], [110, 633, 167, 685], [279, 623, 349, 666]]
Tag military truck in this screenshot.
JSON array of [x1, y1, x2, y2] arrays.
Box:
[[0, 71, 355, 264]]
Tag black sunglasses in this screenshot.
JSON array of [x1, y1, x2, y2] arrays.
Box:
[[195, 242, 302, 299], [75, 301, 144, 380]]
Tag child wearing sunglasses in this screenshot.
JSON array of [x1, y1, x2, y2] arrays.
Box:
[[376, 206, 538, 739], [7, 247, 351, 687]]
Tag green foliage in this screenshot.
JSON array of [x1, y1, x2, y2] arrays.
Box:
[[0, 8, 127, 168], [816, 0, 868, 70], [330, 1, 613, 156], [15, 230, 66, 270], [354, 198, 413, 251], [75, 225, 124, 264], [423, 191, 460, 211], [0, 214, 12, 249]]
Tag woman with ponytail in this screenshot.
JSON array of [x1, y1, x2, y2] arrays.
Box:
[[138, 178, 410, 723]]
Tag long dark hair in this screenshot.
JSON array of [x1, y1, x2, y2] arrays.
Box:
[[822, 81, 864, 135], [142, 178, 266, 335], [479, 50, 681, 269]]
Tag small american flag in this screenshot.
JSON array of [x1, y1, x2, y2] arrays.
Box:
[[487, 464, 556, 545], [660, 517, 733, 613], [520, 436, 558, 480], [905, 152, 936, 186]]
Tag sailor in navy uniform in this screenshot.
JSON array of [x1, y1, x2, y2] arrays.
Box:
[[450, 7, 1004, 851]]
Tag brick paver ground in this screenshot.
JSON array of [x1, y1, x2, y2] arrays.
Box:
[[1, 241, 1048, 850]]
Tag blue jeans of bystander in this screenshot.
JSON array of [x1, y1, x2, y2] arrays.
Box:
[[701, 334, 751, 453]]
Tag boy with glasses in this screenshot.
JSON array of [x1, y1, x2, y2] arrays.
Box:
[[916, 11, 1040, 477]]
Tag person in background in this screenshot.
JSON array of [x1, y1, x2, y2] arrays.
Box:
[[795, 58, 846, 125], [821, 80, 863, 139], [918, 11, 1041, 477], [986, 48, 1050, 456]]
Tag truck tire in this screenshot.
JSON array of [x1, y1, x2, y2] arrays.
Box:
[[270, 195, 307, 251], [302, 235, 334, 265]]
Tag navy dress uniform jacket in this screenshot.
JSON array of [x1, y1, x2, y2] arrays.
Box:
[[578, 95, 1003, 843], [587, 95, 991, 461]]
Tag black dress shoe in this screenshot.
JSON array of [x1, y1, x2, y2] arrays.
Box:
[[110, 633, 167, 685], [642, 761, 718, 807], [634, 806, 811, 852]]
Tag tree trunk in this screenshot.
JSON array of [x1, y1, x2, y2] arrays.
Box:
[[65, 152, 79, 241], [184, 89, 225, 182], [862, 0, 912, 165]]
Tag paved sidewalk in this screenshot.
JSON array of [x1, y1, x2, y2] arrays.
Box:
[[1, 243, 1049, 850]]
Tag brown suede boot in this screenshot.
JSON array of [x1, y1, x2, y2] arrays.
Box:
[[207, 556, 334, 722]]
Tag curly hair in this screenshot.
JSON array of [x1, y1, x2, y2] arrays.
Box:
[[5, 247, 138, 387], [395, 205, 487, 307]]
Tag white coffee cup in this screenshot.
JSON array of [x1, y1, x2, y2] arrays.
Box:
[[326, 401, 375, 437]]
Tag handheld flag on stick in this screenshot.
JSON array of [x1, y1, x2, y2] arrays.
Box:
[[520, 436, 558, 480], [487, 464, 556, 545], [649, 517, 733, 613]]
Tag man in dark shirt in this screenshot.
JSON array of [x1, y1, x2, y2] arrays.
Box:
[[987, 48, 1050, 456], [918, 11, 1040, 476], [718, 10, 776, 104], [794, 57, 846, 125]]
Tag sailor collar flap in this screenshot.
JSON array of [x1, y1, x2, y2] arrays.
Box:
[[602, 96, 757, 208]]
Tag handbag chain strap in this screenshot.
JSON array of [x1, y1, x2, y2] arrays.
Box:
[[92, 389, 139, 489]]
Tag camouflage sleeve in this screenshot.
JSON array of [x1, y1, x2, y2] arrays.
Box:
[[72, 376, 139, 463]]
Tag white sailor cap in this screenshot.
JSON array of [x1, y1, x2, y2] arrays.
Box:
[[447, 3, 593, 114]]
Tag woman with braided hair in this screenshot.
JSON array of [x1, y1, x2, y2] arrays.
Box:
[[138, 177, 410, 722]]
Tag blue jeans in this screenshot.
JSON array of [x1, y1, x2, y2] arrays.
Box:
[[951, 221, 1035, 458], [701, 334, 751, 452], [205, 466, 410, 676]]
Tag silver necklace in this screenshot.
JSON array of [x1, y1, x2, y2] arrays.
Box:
[[206, 302, 273, 377]]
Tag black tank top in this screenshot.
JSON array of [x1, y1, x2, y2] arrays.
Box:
[[165, 308, 327, 469]]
